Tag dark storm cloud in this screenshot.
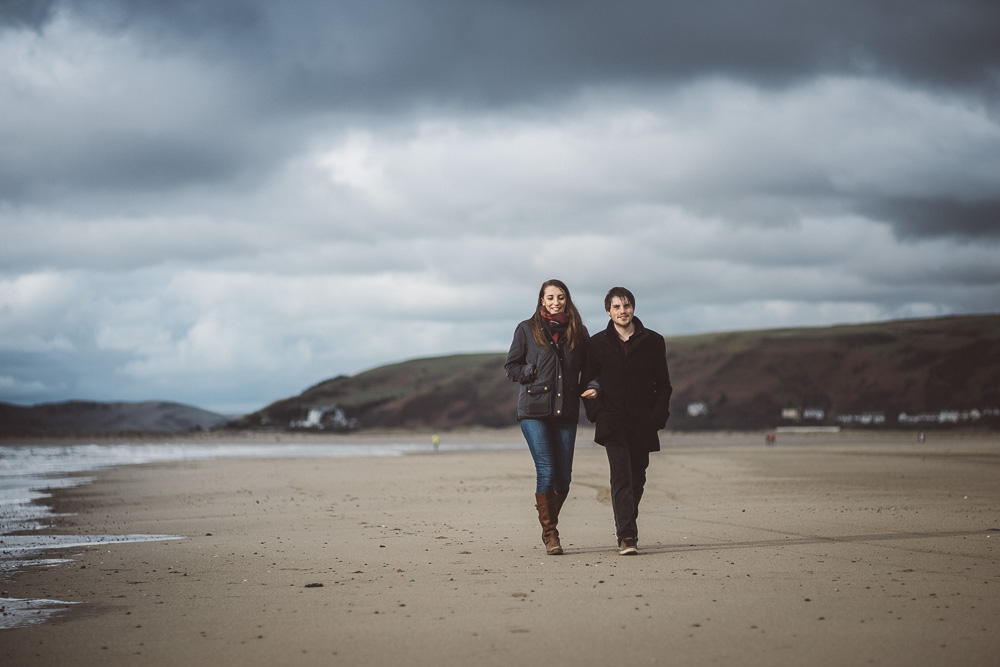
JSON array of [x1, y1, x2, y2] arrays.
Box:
[[12, 0, 1000, 108], [0, 134, 246, 203], [862, 197, 1000, 241], [6, 0, 996, 209], [0, 0, 58, 28]]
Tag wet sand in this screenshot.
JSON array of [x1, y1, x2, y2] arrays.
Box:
[[2, 429, 998, 666]]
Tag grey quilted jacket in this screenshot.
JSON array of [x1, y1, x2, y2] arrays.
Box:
[[504, 319, 596, 422]]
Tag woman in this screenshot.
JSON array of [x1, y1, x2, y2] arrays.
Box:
[[505, 279, 598, 555]]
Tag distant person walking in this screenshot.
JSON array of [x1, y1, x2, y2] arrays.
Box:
[[585, 287, 672, 555], [505, 279, 598, 555]]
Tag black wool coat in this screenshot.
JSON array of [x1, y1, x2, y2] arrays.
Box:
[[585, 316, 672, 451]]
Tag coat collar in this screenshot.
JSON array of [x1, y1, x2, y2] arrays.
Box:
[[601, 315, 648, 344]]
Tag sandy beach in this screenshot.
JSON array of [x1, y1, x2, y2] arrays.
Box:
[[2, 429, 998, 666]]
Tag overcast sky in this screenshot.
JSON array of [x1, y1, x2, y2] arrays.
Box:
[[2, 0, 999, 414]]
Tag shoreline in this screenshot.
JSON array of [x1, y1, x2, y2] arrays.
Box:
[[0, 425, 526, 446], [2, 431, 998, 665], [5, 424, 993, 447]]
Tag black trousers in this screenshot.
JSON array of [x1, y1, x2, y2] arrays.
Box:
[[605, 445, 650, 541]]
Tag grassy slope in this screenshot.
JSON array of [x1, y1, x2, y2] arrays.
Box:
[[665, 314, 1000, 429], [235, 314, 1000, 431], [0, 401, 229, 433]]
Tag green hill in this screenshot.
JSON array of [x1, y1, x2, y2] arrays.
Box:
[[665, 314, 1000, 429], [0, 400, 230, 434], [230, 313, 1000, 432]]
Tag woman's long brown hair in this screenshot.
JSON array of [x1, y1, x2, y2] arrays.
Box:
[[529, 279, 587, 350]]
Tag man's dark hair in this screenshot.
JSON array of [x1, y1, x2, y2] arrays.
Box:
[[604, 286, 635, 312]]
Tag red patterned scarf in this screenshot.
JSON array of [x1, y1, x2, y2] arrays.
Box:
[[541, 311, 570, 343]]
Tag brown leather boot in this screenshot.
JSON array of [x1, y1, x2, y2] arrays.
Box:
[[534, 492, 563, 555], [554, 491, 568, 518]]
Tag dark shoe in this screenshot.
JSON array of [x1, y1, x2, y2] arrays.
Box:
[[618, 537, 638, 555], [535, 492, 563, 555]]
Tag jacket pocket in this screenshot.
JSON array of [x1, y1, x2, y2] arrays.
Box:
[[595, 410, 627, 446], [524, 383, 553, 416]]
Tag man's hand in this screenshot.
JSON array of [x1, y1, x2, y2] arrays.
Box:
[[581, 388, 598, 399]]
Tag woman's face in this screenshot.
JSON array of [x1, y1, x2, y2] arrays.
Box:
[[541, 285, 567, 315]]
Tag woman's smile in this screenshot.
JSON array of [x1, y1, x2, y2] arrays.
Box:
[[542, 285, 567, 314]]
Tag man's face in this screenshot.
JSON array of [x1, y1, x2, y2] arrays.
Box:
[[607, 296, 634, 328]]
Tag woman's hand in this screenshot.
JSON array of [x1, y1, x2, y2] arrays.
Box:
[[521, 363, 536, 383], [580, 388, 598, 399]]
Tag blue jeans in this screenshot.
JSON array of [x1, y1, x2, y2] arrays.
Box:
[[520, 419, 577, 494]]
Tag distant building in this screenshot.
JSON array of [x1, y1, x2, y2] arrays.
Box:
[[837, 412, 886, 426], [298, 408, 326, 428], [898, 408, 998, 425], [687, 402, 710, 417], [291, 405, 357, 430], [781, 408, 801, 421]]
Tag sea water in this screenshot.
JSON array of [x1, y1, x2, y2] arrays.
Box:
[[0, 437, 521, 629]]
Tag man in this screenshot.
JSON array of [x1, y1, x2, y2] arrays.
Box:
[[585, 287, 672, 555]]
